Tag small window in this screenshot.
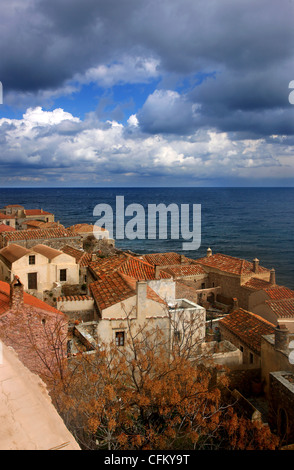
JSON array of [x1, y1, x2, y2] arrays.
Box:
[[240, 345, 244, 353], [249, 352, 254, 364], [174, 330, 181, 342], [28, 272, 37, 290], [60, 269, 67, 282], [6, 221, 10, 226], [29, 255, 35, 265], [201, 283, 206, 289], [115, 331, 125, 346]]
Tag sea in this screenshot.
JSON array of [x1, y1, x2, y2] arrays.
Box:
[[0, 187, 293, 290]]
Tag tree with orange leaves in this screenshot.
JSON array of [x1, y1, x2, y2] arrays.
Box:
[[53, 318, 279, 451]]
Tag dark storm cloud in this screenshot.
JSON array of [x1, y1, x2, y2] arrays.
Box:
[[1, 0, 294, 186]]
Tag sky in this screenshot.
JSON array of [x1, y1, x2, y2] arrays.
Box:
[[0, 0, 294, 187]]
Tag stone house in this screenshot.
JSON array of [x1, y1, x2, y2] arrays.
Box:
[[0, 227, 83, 250], [87, 271, 206, 352], [88, 252, 176, 303], [219, 307, 275, 367], [56, 294, 94, 323], [0, 204, 24, 216], [0, 277, 68, 380], [69, 223, 110, 240], [0, 213, 16, 229], [0, 243, 79, 298], [22, 220, 64, 231], [61, 244, 92, 286], [193, 249, 272, 309], [259, 323, 294, 444], [252, 293, 294, 326]]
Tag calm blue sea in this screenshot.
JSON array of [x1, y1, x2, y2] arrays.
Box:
[[0, 187, 293, 289]]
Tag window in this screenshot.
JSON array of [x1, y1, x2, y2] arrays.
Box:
[[29, 255, 35, 265], [115, 331, 125, 346], [240, 345, 244, 353], [249, 352, 254, 364], [28, 272, 37, 290], [60, 269, 67, 282], [201, 282, 206, 289], [174, 329, 181, 342], [6, 221, 10, 226]]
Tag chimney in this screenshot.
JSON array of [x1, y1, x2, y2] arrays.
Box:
[[136, 281, 147, 320], [207, 247, 212, 257], [232, 297, 238, 310], [10, 276, 24, 311], [270, 268, 276, 286], [253, 258, 259, 273], [91, 253, 98, 261], [274, 324, 289, 351], [180, 254, 185, 264], [155, 266, 161, 279]]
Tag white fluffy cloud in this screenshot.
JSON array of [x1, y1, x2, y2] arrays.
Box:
[[0, 106, 289, 186]]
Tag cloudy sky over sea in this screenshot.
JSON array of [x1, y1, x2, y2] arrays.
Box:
[[0, 0, 294, 187]]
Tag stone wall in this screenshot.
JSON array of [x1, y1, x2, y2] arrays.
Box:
[[219, 324, 261, 366], [268, 371, 294, 444], [226, 365, 261, 397]]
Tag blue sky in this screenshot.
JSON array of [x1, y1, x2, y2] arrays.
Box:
[[0, 0, 294, 187]]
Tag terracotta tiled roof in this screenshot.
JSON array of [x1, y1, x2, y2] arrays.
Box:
[[4, 204, 24, 208], [0, 213, 15, 219], [162, 264, 206, 278], [1, 227, 80, 242], [24, 209, 53, 216], [69, 223, 106, 233], [89, 253, 171, 281], [0, 244, 31, 265], [243, 277, 272, 290], [61, 245, 92, 267], [0, 280, 63, 316], [24, 220, 44, 227], [0, 224, 16, 233], [265, 299, 294, 318], [195, 253, 270, 276], [219, 308, 275, 354], [89, 272, 166, 311], [142, 252, 192, 266], [119, 256, 171, 280], [264, 286, 294, 301]]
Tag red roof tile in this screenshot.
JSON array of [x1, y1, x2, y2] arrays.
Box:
[[0, 224, 16, 233], [243, 277, 272, 290], [24, 209, 53, 216], [89, 272, 166, 311], [69, 223, 106, 233], [142, 252, 193, 266], [195, 253, 270, 276], [219, 308, 275, 354], [89, 253, 171, 281], [264, 286, 294, 301], [266, 299, 294, 318], [1, 227, 80, 242], [0, 213, 15, 219], [162, 264, 206, 278], [61, 245, 92, 267], [0, 280, 63, 316]]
